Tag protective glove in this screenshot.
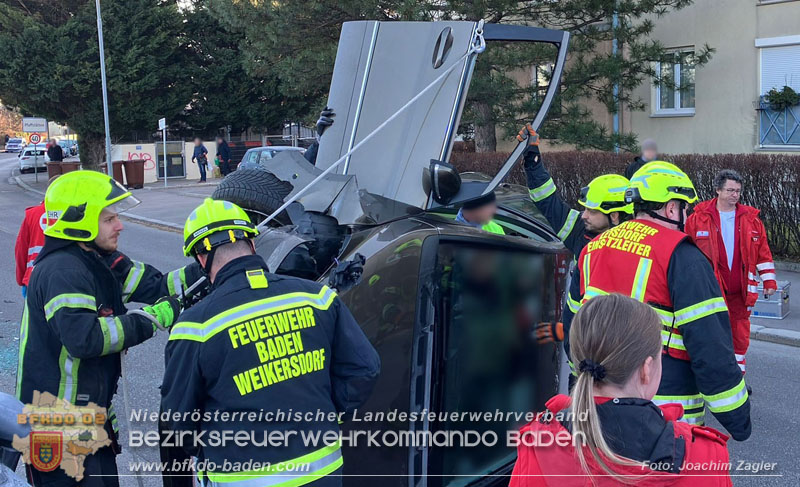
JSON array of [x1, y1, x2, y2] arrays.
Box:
[[534, 321, 564, 344], [141, 296, 181, 331], [517, 123, 541, 169], [316, 107, 335, 136]]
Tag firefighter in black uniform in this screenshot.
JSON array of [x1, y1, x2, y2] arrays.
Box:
[[161, 198, 380, 487], [517, 124, 632, 353], [17, 170, 203, 486]]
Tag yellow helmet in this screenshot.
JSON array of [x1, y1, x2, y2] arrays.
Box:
[[44, 170, 139, 241], [578, 174, 633, 215], [625, 161, 698, 205], [183, 198, 259, 256]]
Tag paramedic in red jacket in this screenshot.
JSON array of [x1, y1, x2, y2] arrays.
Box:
[[685, 169, 776, 374], [510, 294, 732, 487], [14, 201, 47, 298]]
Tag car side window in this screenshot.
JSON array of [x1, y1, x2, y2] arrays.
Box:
[[245, 151, 259, 163], [258, 150, 274, 163], [428, 242, 560, 485]]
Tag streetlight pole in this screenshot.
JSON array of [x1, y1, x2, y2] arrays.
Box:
[[95, 0, 112, 166]]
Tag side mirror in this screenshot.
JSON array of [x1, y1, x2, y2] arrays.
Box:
[[423, 159, 461, 205]]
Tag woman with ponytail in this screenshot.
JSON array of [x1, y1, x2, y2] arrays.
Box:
[[510, 294, 732, 486]]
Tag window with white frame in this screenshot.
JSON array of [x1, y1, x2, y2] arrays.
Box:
[[654, 50, 696, 115]]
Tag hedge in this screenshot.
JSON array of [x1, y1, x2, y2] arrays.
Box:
[[450, 151, 800, 260]]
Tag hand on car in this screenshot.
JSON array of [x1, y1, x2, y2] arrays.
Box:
[[534, 321, 564, 344], [317, 107, 335, 136]]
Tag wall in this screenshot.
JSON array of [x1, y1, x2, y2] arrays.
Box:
[[626, 0, 800, 154], [110, 141, 218, 184]]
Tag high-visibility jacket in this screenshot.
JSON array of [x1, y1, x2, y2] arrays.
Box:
[[577, 220, 751, 441], [509, 394, 733, 487], [17, 237, 202, 412], [14, 202, 47, 287], [161, 254, 381, 487], [524, 147, 594, 345], [685, 199, 776, 307]]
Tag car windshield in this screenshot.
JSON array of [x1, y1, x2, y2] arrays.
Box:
[[9, 139, 22, 143]]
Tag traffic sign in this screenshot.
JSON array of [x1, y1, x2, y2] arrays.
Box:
[[158, 118, 166, 131], [29, 134, 41, 144], [22, 117, 47, 133]]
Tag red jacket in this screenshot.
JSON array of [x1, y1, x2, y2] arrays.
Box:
[[15, 202, 47, 286], [685, 199, 776, 307], [509, 395, 732, 487]]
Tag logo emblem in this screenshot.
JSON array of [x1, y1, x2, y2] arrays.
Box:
[[696, 231, 709, 237], [31, 431, 63, 472]]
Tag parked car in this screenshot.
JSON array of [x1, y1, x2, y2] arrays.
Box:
[[237, 146, 306, 171], [212, 20, 570, 485], [4, 138, 25, 153], [58, 140, 78, 157], [18, 144, 48, 173]]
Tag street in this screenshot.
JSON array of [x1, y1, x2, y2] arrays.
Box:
[[0, 151, 797, 486]]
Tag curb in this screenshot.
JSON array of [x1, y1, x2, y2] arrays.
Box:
[[775, 261, 800, 273], [750, 325, 800, 348], [138, 181, 219, 191], [12, 172, 183, 233]]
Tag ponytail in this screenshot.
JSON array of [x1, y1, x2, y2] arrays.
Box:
[[568, 294, 663, 483]]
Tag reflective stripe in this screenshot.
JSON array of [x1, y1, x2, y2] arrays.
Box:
[[661, 329, 686, 351], [27, 246, 43, 255], [673, 297, 727, 326], [26, 261, 34, 268], [651, 394, 704, 409], [167, 267, 187, 296], [582, 286, 609, 302], [16, 304, 30, 399], [630, 258, 653, 302], [582, 254, 591, 290], [735, 353, 745, 361], [122, 261, 145, 303], [205, 443, 342, 487], [109, 404, 119, 433], [170, 287, 337, 342], [704, 378, 748, 413], [45, 293, 97, 321], [529, 178, 556, 202], [747, 285, 759, 294], [654, 308, 675, 328], [760, 272, 776, 281], [557, 210, 580, 241], [682, 411, 705, 425], [738, 362, 746, 372], [757, 262, 775, 272], [57, 347, 80, 403], [567, 295, 581, 313], [100, 317, 125, 355], [748, 272, 758, 281]]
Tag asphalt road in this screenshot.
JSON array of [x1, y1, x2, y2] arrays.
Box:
[[0, 152, 797, 486]]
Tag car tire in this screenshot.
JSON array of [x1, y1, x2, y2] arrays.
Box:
[[212, 169, 294, 226]]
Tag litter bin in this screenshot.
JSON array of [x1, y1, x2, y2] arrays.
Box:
[[46, 163, 63, 179], [111, 161, 126, 186], [59, 162, 81, 175], [123, 159, 145, 189]]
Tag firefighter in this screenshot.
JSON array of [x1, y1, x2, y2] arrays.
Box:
[[510, 294, 732, 486], [17, 170, 203, 486], [518, 124, 632, 348], [161, 198, 380, 486], [685, 169, 776, 376], [575, 161, 751, 440]]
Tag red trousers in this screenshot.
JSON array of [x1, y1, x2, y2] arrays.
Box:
[[726, 292, 750, 373]]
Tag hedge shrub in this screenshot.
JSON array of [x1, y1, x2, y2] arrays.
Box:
[[450, 151, 800, 260]]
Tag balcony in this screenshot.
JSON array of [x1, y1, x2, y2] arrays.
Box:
[[759, 97, 800, 147]]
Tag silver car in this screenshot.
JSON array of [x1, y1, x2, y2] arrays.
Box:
[[4, 138, 25, 153], [237, 146, 306, 171]]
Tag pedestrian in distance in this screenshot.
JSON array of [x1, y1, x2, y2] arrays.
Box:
[[17, 170, 205, 487], [216, 135, 232, 176], [191, 137, 209, 183], [510, 294, 733, 486], [46, 138, 63, 162], [162, 198, 380, 487], [685, 169, 776, 377], [575, 161, 751, 441], [624, 138, 658, 179]]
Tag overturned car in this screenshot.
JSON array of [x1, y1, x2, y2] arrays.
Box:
[[214, 20, 571, 485]]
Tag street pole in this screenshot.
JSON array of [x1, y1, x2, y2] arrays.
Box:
[[95, 0, 112, 166], [612, 4, 620, 154], [163, 128, 168, 188]]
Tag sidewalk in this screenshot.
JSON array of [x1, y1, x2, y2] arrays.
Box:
[[12, 167, 800, 347], [13, 169, 218, 231]]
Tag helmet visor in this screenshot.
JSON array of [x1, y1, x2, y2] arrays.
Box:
[[106, 194, 141, 215]]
